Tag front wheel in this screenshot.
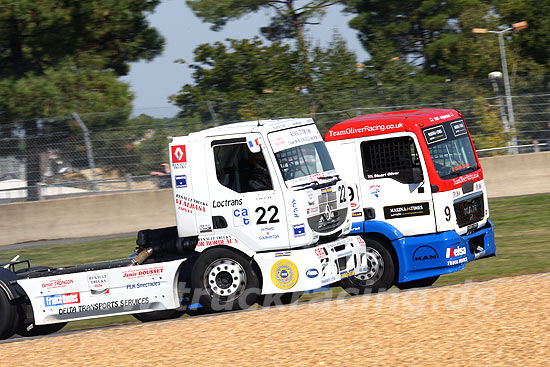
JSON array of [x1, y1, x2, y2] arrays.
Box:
[[191, 248, 260, 312], [341, 237, 395, 295], [396, 275, 439, 290]]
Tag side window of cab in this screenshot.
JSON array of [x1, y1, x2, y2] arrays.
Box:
[[360, 136, 423, 184], [213, 142, 274, 193]]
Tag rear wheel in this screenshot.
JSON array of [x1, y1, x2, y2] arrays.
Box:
[[396, 275, 440, 290], [341, 237, 395, 295], [191, 248, 260, 312], [0, 290, 18, 340], [16, 322, 67, 337], [133, 309, 185, 323]]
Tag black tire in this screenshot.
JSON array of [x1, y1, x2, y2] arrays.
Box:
[[396, 275, 440, 290], [0, 290, 18, 340], [341, 237, 395, 295], [257, 292, 304, 307], [16, 322, 67, 337], [191, 248, 260, 312], [133, 309, 185, 323]]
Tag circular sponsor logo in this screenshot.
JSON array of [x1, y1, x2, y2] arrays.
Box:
[[271, 260, 299, 290]]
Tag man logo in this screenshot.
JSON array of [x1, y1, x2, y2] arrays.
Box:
[[412, 245, 439, 262]]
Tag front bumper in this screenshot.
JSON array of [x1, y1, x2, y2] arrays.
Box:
[[393, 220, 496, 283], [254, 235, 368, 294]]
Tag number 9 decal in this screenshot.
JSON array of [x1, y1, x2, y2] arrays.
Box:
[[444, 206, 451, 221]]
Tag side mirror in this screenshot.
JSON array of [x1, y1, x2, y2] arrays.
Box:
[[246, 135, 262, 153]]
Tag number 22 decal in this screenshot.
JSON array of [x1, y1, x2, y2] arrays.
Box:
[[256, 205, 280, 224], [338, 185, 347, 203]]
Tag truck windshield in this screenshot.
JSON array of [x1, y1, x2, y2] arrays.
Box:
[[268, 125, 335, 186], [422, 119, 479, 180]]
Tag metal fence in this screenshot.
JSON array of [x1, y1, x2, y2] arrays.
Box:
[[1, 81, 549, 203]]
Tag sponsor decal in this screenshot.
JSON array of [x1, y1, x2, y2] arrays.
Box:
[[233, 207, 250, 226], [275, 251, 291, 257], [87, 273, 110, 296], [199, 224, 212, 233], [352, 211, 362, 217], [428, 112, 455, 122], [122, 266, 164, 279], [337, 250, 353, 258], [269, 126, 323, 153], [451, 120, 467, 137], [423, 125, 447, 145], [175, 175, 187, 188], [369, 184, 380, 197], [314, 247, 327, 259], [306, 269, 319, 278], [452, 172, 479, 186], [126, 281, 161, 290], [453, 189, 461, 199], [357, 237, 366, 246], [271, 260, 299, 290], [171, 145, 187, 169], [321, 187, 333, 195], [367, 171, 400, 180], [197, 234, 239, 248], [42, 278, 74, 289], [44, 293, 80, 307], [412, 245, 439, 262], [446, 245, 467, 258], [340, 268, 355, 279], [259, 226, 279, 240], [383, 202, 430, 219], [447, 257, 468, 266], [212, 198, 243, 208], [327, 122, 404, 138], [321, 276, 336, 285], [292, 199, 299, 218], [474, 182, 483, 191], [176, 194, 207, 213], [293, 223, 306, 237], [58, 297, 150, 315], [452, 163, 469, 172]]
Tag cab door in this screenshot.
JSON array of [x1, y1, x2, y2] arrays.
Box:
[[204, 134, 289, 252], [356, 133, 436, 236]]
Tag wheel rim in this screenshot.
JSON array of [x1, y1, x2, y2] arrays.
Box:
[[203, 258, 247, 302], [354, 247, 384, 286]]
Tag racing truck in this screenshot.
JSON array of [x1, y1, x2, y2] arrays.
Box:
[[324, 109, 496, 293], [0, 118, 369, 339]]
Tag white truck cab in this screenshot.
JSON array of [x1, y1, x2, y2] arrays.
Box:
[[168, 118, 366, 307]]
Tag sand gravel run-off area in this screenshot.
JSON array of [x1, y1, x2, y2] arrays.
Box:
[[1, 273, 549, 366]]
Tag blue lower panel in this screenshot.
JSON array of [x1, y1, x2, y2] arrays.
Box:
[[391, 220, 496, 283]]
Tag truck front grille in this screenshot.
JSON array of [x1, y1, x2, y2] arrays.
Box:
[[307, 208, 347, 233], [454, 193, 484, 227]]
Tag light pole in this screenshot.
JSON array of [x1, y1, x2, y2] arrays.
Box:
[[473, 21, 528, 154]]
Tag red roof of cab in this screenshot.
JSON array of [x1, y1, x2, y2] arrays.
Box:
[[325, 109, 461, 141]]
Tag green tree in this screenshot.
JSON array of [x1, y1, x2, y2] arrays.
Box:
[[171, 36, 368, 125], [186, 0, 341, 89], [0, 0, 164, 200]]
